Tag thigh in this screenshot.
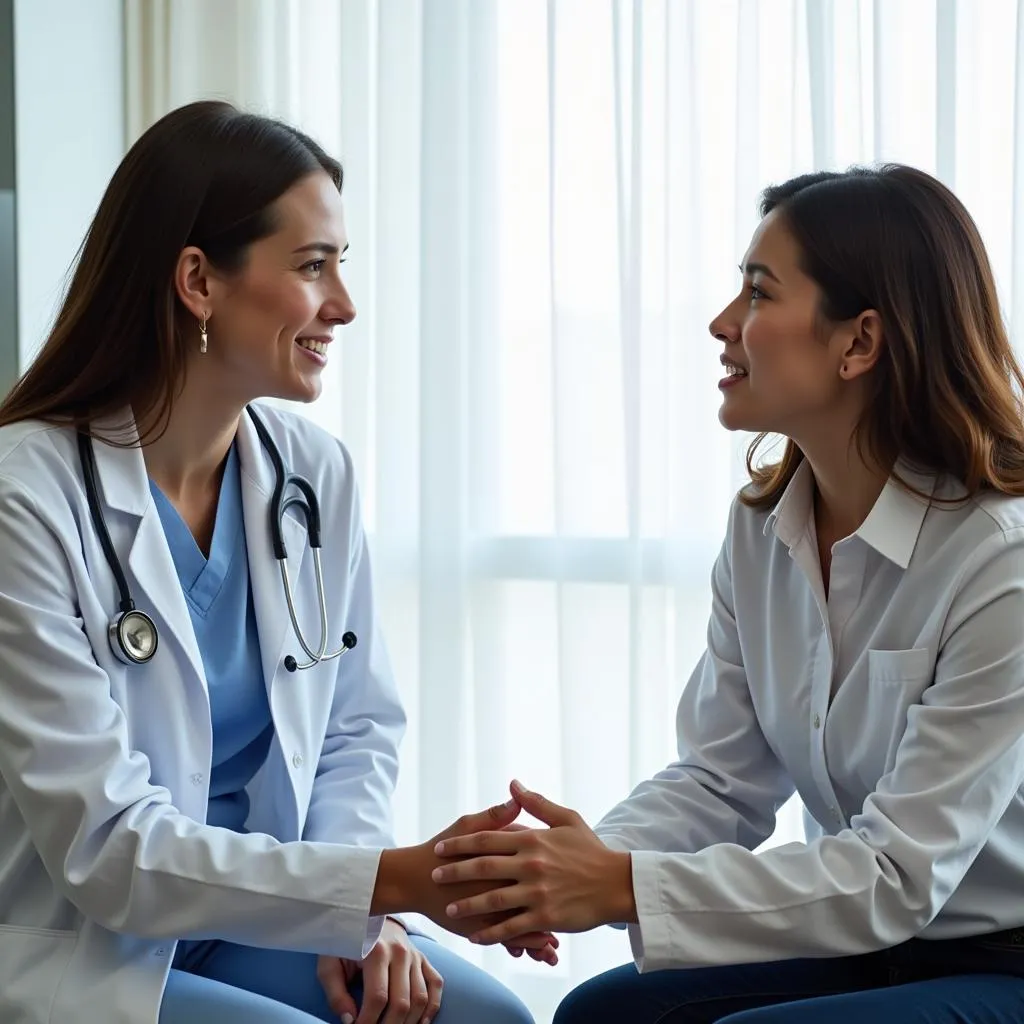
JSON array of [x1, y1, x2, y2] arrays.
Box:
[[159, 967, 328, 1024], [408, 935, 534, 1024], [181, 942, 335, 1023], [554, 954, 887, 1024], [721, 973, 1024, 1024]]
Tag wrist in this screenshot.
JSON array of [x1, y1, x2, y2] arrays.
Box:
[[604, 850, 639, 925], [371, 847, 422, 916]]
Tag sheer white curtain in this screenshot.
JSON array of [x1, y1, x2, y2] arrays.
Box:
[[125, 0, 1024, 1018]]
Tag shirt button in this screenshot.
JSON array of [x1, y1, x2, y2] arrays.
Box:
[[292, 753, 304, 769], [190, 773, 203, 786], [812, 714, 821, 729]]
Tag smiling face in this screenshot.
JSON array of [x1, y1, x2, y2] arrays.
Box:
[[178, 170, 354, 407], [708, 209, 865, 441]]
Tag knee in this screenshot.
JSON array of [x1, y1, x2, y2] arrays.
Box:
[[554, 970, 632, 1024], [435, 974, 534, 1024]]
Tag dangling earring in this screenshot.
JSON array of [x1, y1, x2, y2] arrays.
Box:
[[199, 315, 209, 355]]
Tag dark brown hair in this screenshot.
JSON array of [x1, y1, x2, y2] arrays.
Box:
[[0, 100, 342, 441], [741, 165, 1024, 509]]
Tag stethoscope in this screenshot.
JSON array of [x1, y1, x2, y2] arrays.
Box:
[[77, 406, 357, 673]]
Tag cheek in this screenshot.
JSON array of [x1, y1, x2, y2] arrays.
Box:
[[233, 278, 319, 331], [746, 322, 825, 393]]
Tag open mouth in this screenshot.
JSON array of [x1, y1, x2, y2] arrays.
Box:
[[296, 338, 328, 357]]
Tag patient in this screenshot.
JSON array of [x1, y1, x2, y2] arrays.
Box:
[[431, 165, 1024, 1023]]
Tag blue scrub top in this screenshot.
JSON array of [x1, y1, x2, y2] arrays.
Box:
[[150, 443, 273, 833]]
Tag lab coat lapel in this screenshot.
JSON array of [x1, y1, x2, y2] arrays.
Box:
[[89, 414, 208, 690], [235, 409, 308, 696]]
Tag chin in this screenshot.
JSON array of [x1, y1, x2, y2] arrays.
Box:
[[718, 406, 757, 433], [718, 394, 776, 435], [274, 375, 323, 405]]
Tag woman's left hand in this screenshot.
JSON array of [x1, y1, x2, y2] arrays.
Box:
[[317, 918, 443, 1024], [430, 780, 637, 945]]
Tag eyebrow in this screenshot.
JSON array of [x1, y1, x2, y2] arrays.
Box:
[[291, 241, 350, 256], [739, 261, 781, 283]]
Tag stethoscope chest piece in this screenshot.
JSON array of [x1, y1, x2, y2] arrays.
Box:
[[80, 407, 356, 675], [109, 608, 159, 665]]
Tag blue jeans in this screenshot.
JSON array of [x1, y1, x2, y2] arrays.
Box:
[[159, 933, 533, 1023], [555, 929, 1024, 1023]]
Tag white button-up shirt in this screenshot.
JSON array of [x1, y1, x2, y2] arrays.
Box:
[[596, 458, 1024, 971]]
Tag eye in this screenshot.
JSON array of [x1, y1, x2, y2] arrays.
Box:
[[750, 282, 768, 301], [301, 259, 327, 277]]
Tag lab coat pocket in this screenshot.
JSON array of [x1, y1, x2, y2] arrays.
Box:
[[0, 925, 77, 1017], [866, 648, 933, 774]]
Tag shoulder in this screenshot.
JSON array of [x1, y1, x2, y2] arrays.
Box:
[[246, 403, 362, 517], [969, 487, 1024, 539], [248, 403, 355, 476], [0, 420, 81, 502], [723, 487, 773, 551]]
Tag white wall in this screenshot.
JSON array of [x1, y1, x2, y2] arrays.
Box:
[[14, 0, 124, 368]]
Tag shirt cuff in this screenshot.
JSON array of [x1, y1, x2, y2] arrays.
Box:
[[325, 845, 387, 959], [627, 849, 676, 972]]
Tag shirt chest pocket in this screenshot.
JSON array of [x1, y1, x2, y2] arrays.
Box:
[[864, 647, 934, 774]]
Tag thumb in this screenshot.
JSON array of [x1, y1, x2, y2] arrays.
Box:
[[510, 779, 579, 827], [452, 796, 521, 838]]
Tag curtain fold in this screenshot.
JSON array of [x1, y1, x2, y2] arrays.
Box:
[[125, 1, 1024, 1017]]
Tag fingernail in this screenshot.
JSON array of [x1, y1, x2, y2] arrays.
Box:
[[511, 778, 526, 793], [445, 903, 458, 917], [342, 1016, 354, 1024], [431, 867, 443, 882], [434, 841, 445, 855]]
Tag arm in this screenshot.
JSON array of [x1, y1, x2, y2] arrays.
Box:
[[437, 530, 1024, 966], [597, 511, 794, 855], [0, 476, 381, 956], [608, 527, 1024, 970]]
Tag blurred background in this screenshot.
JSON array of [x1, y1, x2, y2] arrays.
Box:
[[3, 0, 1024, 1019]]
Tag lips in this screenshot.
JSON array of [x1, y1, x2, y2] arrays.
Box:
[[297, 338, 329, 357], [720, 356, 748, 378]]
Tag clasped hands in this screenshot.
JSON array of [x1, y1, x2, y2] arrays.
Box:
[[423, 779, 636, 952]]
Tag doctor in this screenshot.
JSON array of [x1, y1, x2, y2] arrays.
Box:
[[0, 100, 551, 1024], [432, 166, 1024, 1023]]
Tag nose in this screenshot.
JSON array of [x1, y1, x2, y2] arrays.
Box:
[[324, 278, 356, 327], [708, 299, 740, 346]]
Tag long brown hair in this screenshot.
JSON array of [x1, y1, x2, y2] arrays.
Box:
[[741, 165, 1024, 509], [0, 100, 342, 442]]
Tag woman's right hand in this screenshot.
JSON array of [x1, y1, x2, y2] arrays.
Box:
[[373, 797, 559, 964]]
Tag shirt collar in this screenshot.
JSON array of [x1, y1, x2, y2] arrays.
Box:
[[764, 457, 937, 569]]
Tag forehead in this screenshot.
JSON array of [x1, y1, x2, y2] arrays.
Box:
[[266, 171, 347, 246], [742, 207, 803, 273]]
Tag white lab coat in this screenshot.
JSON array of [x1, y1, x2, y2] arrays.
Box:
[[0, 404, 406, 1024]]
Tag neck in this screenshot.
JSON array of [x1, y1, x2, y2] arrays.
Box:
[[136, 373, 247, 499], [798, 434, 892, 543]]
